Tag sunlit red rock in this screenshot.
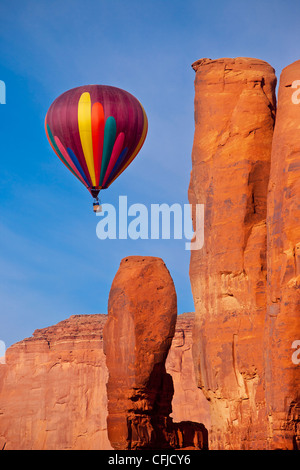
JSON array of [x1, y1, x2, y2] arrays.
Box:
[[189, 57, 277, 449], [265, 59, 300, 449]]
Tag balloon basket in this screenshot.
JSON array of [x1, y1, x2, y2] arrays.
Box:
[[93, 198, 102, 213]]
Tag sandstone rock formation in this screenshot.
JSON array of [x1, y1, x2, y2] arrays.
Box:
[[0, 314, 111, 450], [103, 256, 208, 450], [166, 312, 211, 430], [0, 309, 207, 449], [189, 57, 277, 449], [265, 60, 300, 449], [103, 256, 177, 449]]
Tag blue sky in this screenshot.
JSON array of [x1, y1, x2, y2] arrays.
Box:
[[0, 0, 299, 347]]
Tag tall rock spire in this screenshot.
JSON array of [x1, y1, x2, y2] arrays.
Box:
[[189, 57, 277, 449]]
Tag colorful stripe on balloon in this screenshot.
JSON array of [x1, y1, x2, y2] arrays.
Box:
[[45, 120, 89, 188], [105, 102, 148, 188]]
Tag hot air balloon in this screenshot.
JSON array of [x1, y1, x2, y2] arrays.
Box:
[[45, 85, 148, 212]]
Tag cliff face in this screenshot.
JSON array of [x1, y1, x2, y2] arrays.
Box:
[[189, 57, 277, 449], [0, 314, 111, 450], [189, 57, 300, 450], [0, 310, 207, 449]]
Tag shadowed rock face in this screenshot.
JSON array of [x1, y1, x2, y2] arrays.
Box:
[[189, 57, 277, 449], [166, 312, 211, 430], [103, 256, 208, 450], [265, 60, 300, 449]]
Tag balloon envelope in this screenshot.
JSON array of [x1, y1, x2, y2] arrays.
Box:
[[45, 85, 148, 197]]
